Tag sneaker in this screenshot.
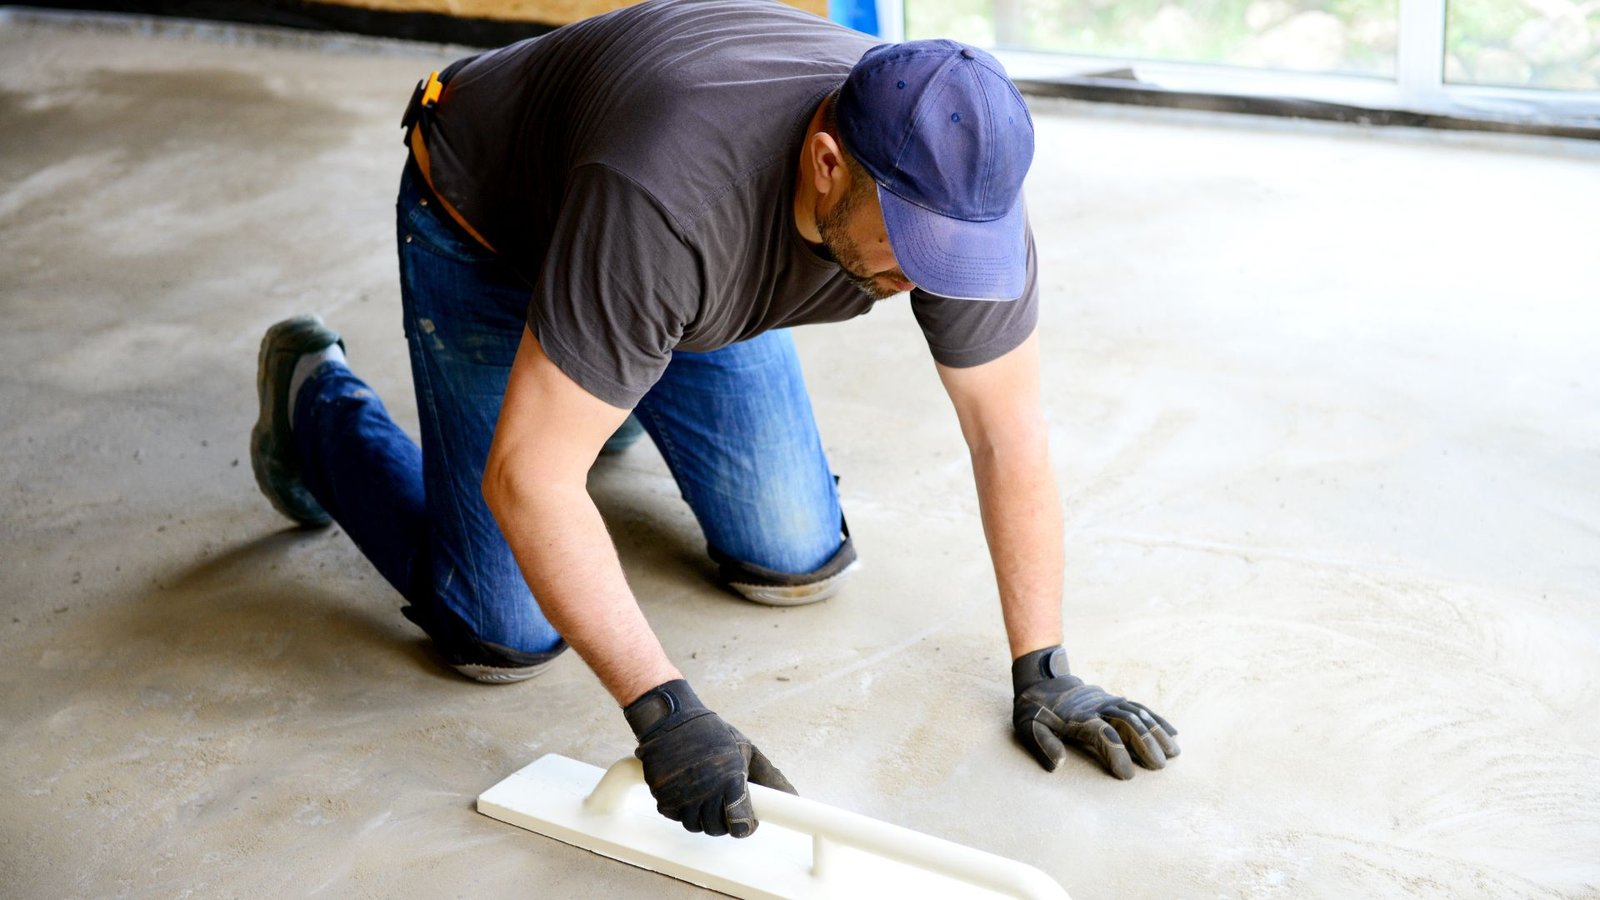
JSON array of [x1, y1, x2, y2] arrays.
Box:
[[452, 659, 557, 684], [251, 315, 343, 526], [714, 530, 859, 606]]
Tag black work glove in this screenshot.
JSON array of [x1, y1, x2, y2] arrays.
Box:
[[1012, 646, 1180, 779], [624, 679, 797, 838]]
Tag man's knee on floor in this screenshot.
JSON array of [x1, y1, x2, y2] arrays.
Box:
[[712, 534, 859, 606]]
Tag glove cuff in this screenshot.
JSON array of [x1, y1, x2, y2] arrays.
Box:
[[1011, 646, 1069, 695], [624, 678, 705, 740]]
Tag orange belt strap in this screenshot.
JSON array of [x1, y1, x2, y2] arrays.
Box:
[[406, 71, 496, 253]]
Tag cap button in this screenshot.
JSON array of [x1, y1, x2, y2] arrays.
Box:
[[960, 47, 976, 59]]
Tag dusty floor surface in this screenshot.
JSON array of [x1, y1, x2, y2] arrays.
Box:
[[2, 11, 1598, 899]]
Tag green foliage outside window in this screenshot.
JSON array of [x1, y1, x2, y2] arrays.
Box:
[[1448, 0, 1598, 89]]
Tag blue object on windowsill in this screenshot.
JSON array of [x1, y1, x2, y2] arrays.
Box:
[[829, 0, 879, 36]]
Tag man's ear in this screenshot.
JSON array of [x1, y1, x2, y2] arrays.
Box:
[[809, 131, 848, 199]]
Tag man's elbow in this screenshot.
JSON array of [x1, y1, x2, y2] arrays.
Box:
[[481, 453, 512, 522], [482, 444, 587, 522], [482, 447, 539, 523], [968, 421, 1050, 470]]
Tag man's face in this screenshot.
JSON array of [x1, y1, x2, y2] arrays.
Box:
[[816, 171, 916, 301]]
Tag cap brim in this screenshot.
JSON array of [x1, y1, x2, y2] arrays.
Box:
[[878, 184, 1026, 301]]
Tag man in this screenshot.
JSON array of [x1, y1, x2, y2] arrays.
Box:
[[251, 0, 1179, 839]]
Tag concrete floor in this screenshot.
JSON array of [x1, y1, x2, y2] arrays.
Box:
[[3, 11, 1598, 899]]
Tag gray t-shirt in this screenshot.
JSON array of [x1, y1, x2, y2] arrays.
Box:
[[425, 0, 1039, 408]]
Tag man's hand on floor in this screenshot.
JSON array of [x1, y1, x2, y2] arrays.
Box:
[[1011, 646, 1180, 779], [625, 679, 796, 837]]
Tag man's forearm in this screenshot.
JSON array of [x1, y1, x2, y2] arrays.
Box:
[[483, 471, 680, 706], [971, 442, 1064, 660], [939, 338, 1177, 778]]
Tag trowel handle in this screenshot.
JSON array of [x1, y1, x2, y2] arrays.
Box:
[[586, 757, 1071, 900]]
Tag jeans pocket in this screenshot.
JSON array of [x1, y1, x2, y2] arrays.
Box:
[[402, 197, 494, 264], [396, 160, 495, 264]]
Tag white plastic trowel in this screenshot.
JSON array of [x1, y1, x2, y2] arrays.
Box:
[[477, 754, 1071, 899]]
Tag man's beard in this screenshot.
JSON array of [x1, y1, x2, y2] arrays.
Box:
[[816, 185, 902, 302]]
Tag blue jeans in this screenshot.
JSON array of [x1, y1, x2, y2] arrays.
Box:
[[291, 161, 852, 665]]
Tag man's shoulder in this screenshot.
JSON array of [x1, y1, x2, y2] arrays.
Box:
[[562, 3, 871, 231]]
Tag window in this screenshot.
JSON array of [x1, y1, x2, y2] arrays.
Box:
[[885, 0, 1599, 128]]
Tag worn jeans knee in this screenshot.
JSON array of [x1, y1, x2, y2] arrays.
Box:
[[399, 592, 568, 682]]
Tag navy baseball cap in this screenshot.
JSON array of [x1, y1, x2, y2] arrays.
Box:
[[837, 40, 1034, 301]]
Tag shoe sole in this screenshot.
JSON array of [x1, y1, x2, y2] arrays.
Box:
[[454, 661, 557, 684], [728, 560, 860, 607]]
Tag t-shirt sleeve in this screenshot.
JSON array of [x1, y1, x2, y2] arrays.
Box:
[[909, 217, 1041, 368], [526, 164, 702, 409]]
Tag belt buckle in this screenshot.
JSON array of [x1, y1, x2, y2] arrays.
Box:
[[400, 70, 443, 132]]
